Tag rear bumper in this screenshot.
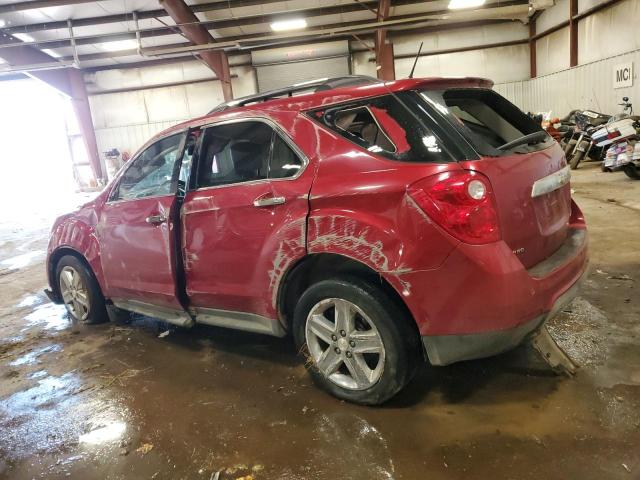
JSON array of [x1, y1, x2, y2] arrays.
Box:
[[390, 221, 588, 365], [422, 270, 585, 365]]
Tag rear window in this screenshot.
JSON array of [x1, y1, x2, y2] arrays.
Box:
[[421, 88, 552, 156], [310, 94, 453, 163]]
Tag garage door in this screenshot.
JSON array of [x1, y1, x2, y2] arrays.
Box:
[[256, 56, 350, 92], [252, 40, 350, 92]]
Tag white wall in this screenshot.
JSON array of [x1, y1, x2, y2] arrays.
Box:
[[352, 22, 531, 83], [87, 0, 640, 158], [86, 57, 256, 157], [495, 48, 640, 117], [496, 0, 640, 116]]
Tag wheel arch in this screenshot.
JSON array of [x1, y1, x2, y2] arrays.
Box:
[[277, 252, 420, 342], [48, 247, 103, 302]]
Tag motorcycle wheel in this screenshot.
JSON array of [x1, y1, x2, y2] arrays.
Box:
[[570, 150, 585, 170], [564, 140, 577, 156], [623, 164, 640, 180]]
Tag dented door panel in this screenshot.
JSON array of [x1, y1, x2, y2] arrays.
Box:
[[99, 195, 182, 309]]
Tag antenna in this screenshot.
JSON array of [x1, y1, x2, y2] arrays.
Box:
[[408, 42, 424, 79]]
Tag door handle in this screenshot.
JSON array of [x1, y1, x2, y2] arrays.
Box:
[[253, 196, 286, 207], [145, 214, 167, 225]]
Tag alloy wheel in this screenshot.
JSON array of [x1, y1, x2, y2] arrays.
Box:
[[59, 265, 90, 321], [305, 298, 385, 390]]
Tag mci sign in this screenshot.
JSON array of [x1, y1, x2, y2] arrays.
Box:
[[613, 62, 633, 89]]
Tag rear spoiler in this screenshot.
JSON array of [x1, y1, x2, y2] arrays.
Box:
[[388, 77, 494, 92]]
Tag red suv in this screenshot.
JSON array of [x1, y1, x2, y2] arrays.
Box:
[[46, 76, 588, 404]]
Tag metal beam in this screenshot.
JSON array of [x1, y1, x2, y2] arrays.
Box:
[[529, 18, 536, 78], [0, 0, 520, 51], [375, 0, 395, 80], [383, 38, 528, 60], [0, 32, 104, 182], [87, 74, 239, 95], [159, 0, 233, 100], [569, 0, 578, 67], [52, 19, 513, 70], [0, 0, 93, 14], [4, 0, 380, 34], [141, 4, 530, 57], [67, 68, 104, 183]]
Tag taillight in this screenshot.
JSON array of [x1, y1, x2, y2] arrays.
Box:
[[607, 131, 621, 140], [407, 170, 500, 244]]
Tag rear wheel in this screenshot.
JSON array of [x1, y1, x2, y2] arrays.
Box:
[[623, 164, 640, 179], [56, 255, 108, 324], [293, 277, 420, 405]]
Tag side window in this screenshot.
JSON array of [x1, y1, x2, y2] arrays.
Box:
[[197, 121, 272, 188], [315, 95, 451, 163], [114, 133, 185, 201], [269, 134, 303, 179], [333, 107, 397, 154]]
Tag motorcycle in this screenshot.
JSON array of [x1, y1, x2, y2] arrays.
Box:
[[563, 110, 611, 169], [598, 98, 640, 179]]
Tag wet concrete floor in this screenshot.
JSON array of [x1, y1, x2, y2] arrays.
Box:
[[0, 163, 639, 479]]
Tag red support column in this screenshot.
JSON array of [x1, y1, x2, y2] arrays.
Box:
[[67, 68, 103, 182], [0, 32, 104, 182], [529, 18, 537, 78], [569, 0, 578, 67], [375, 0, 395, 81], [159, 0, 233, 100]]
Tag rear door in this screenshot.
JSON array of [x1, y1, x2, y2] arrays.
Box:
[[181, 119, 310, 318], [420, 88, 571, 268], [99, 132, 187, 309]]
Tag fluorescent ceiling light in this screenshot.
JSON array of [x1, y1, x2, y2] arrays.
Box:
[[270, 18, 307, 32], [99, 39, 138, 52], [42, 48, 61, 58], [448, 0, 486, 9], [13, 32, 35, 42]]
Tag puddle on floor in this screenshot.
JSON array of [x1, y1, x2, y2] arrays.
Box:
[[0, 250, 45, 270], [23, 303, 71, 332], [9, 344, 62, 366], [17, 294, 45, 309]]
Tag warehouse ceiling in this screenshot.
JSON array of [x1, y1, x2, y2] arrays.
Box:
[[0, 0, 532, 73]]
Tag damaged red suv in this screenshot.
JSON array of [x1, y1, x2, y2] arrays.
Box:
[[46, 76, 588, 404]]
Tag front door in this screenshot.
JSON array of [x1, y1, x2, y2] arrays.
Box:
[[182, 119, 311, 319], [99, 132, 188, 311]]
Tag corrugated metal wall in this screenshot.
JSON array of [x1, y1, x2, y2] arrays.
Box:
[[353, 22, 531, 84], [495, 48, 640, 117], [86, 61, 257, 158], [94, 120, 183, 159], [495, 0, 640, 117]]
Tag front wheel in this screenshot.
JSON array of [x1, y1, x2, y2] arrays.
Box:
[[293, 277, 420, 405], [623, 164, 640, 179], [56, 255, 109, 324], [570, 150, 585, 170]]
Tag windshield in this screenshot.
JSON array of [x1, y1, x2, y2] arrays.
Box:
[[419, 88, 553, 156]]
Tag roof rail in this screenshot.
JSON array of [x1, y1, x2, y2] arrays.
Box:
[[208, 75, 380, 114]]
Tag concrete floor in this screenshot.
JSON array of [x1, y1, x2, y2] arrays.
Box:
[[0, 163, 639, 480]]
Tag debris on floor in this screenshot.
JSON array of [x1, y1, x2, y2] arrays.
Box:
[[136, 443, 154, 455]]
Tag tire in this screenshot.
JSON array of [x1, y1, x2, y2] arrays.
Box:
[[563, 139, 576, 156], [570, 150, 585, 170], [56, 255, 109, 324], [623, 164, 640, 180], [293, 276, 420, 405]]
